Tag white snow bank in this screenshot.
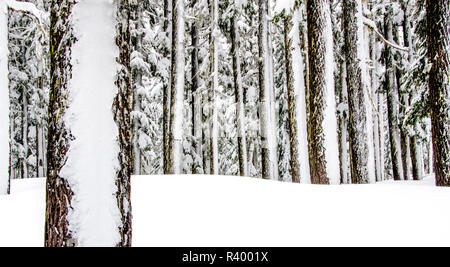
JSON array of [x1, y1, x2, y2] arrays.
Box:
[[1, 175, 449, 247]]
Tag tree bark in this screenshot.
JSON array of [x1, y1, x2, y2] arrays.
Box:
[[343, 0, 370, 184], [163, 0, 171, 174], [230, 6, 248, 177], [306, 0, 340, 184], [384, 5, 404, 181], [45, 0, 76, 247], [427, 0, 450, 186]]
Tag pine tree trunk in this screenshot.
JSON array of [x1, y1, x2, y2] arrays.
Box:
[[306, 0, 340, 184], [337, 58, 350, 184], [22, 83, 28, 178], [45, 0, 76, 246], [427, 0, 450, 186], [163, 0, 171, 174], [209, 0, 219, 175], [191, 0, 203, 174], [0, 0, 10, 194], [343, 0, 370, 184], [168, 0, 185, 174], [230, 7, 248, 177], [114, 0, 133, 247], [384, 5, 404, 181], [282, 15, 300, 183]]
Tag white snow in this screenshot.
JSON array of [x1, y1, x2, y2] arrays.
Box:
[[61, 0, 121, 246], [0, 0, 9, 194], [1, 175, 450, 247]]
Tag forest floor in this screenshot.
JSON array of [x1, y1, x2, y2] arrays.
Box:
[[0, 174, 449, 247]]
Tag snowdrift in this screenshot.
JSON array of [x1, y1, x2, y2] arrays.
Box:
[[1, 175, 449, 247]]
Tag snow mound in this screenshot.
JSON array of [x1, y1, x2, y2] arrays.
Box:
[[1, 175, 450, 247]]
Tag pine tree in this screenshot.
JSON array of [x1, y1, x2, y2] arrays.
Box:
[[306, 0, 340, 184], [426, 0, 450, 186]]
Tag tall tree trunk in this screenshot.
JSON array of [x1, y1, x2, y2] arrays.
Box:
[[163, 0, 171, 174], [230, 6, 248, 177], [427, 0, 450, 186], [258, 0, 277, 179], [168, 0, 185, 174], [337, 57, 350, 184], [21, 84, 28, 178], [209, 0, 219, 175], [384, 5, 404, 181], [343, 0, 370, 184], [306, 0, 340, 184], [282, 15, 300, 183], [0, 0, 10, 194], [114, 0, 133, 247], [45, 0, 76, 246], [191, 0, 203, 174], [46, 0, 133, 247]]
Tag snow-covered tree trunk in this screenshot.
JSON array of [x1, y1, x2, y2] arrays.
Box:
[[427, 0, 450, 186], [384, 5, 404, 181], [343, 0, 370, 184], [337, 56, 350, 184], [45, 0, 76, 246], [163, 0, 171, 174], [292, 7, 311, 184], [209, 0, 219, 175], [230, 3, 248, 177], [282, 15, 299, 183], [114, 0, 133, 247], [21, 78, 28, 178], [0, 0, 10, 194], [306, 0, 340, 184], [168, 0, 185, 174], [46, 0, 132, 247], [258, 0, 277, 180]]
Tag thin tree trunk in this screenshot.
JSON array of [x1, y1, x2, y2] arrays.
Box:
[[282, 15, 300, 183], [343, 0, 370, 184], [0, 0, 9, 194], [427, 0, 450, 186], [384, 5, 404, 181], [163, 0, 172, 174], [168, 0, 185, 174], [209, 0, 219, 175], [230, 6, 248, 177], [22, 84, 28, 178]]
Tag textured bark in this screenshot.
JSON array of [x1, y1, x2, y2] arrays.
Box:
[[258, 0, 273, 179], [306, 0, 337, 184], [168, 0, 185, 174], [114, 0, 133, 247], [427, 0, 450, 186], [163, 0, 171, 174], [191, 0, 203, 174], [384, 5, 404, 181], [337, 59, 350, 184], [131, 0, 143, 176], [230, 10, 248, 177], [343, 0, 369, 184], [45, 0, 76, 247], [209, 0, 219, 175], [282, 16, 300, 183]]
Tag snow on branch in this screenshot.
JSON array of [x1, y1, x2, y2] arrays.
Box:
[[363, 16, 409, 52], [6, 0, 48, 26]]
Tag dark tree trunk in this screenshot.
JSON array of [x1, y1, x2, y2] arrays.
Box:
[[282, 15, 300, 183], [163, 0, 171, 174], [306, 0, 336, 185], [343, 0, 369, 184], [114, 0, 133, 247], [45, 0, 76, 247], [427, 0, 450, 186]]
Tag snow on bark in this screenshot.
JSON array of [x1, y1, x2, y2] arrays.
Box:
[[58, 0, 123, 246], [290, 9, 311, 184], [0, 0, 9, 194], [168, 0, 185, 174], [306, 0, 340, 184], [211, 0, 219, 175], [427, 0, 450, 186]]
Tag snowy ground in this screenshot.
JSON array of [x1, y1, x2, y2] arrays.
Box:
[[1, 174, 449, 247]]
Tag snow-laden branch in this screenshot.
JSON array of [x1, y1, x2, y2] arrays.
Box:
[[6, 0, 48, 26], [363, 16, 409, 52]]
